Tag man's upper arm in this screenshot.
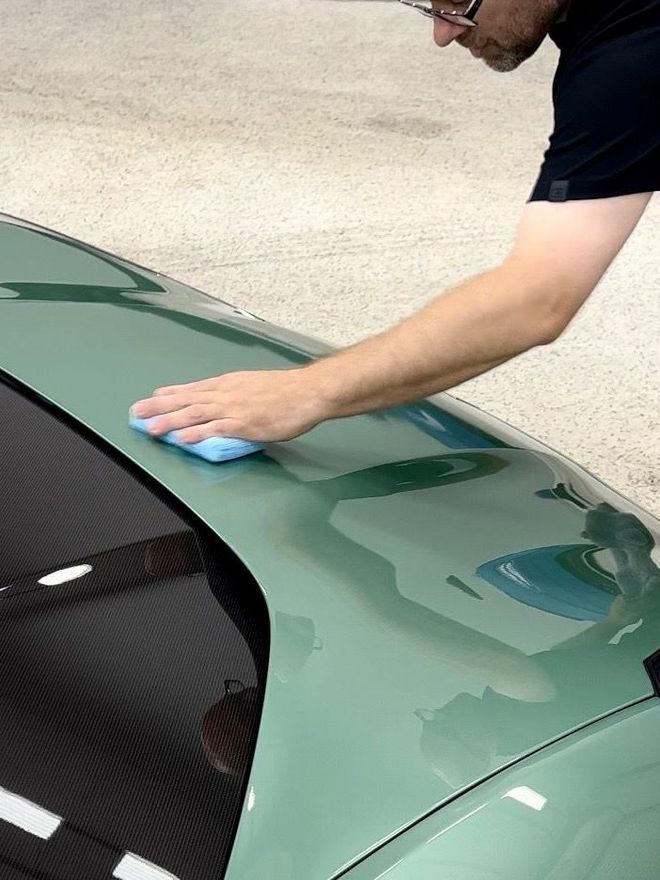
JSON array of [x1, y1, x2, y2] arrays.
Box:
[[505, 193, 652, 335], [515, 6, 659, 334]]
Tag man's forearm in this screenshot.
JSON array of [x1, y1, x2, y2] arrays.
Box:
[[306, 261, 561, 418]]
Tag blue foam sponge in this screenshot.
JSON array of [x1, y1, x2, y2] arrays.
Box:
[[129, 415, 265, 463]]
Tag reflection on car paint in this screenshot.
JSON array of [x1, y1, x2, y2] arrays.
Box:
[[415, 501, 660, 788], [272, 613, 323, 684], [394, 398, 508, 449], [445, 575, 484, 600], [0, 785, 180, 879], [343, 702, 660, 880], [37, 564, 94, 587], [0, 786, 63, 839], [113, 851, 181, 880], [202, 682, 260, 777], [221, 442, 660, 876], [476, 544, 619, 621]]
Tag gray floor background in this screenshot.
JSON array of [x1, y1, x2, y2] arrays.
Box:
[[2, 0, 658, 515]]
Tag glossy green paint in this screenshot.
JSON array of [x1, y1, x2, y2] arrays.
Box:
[[341, 698, 660, 880], [1, 215, 660, 880]]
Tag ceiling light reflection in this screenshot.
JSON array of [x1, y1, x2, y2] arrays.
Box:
[[502, 786, 547, 811], [38, 564, 93, 587], [0, 786, 63, 839], [113, 852, 181, 880]]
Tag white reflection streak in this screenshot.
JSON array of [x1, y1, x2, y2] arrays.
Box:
[[499, 562, 539, 591], [502, 786, 547, 811], [427, 803, 488, 845], [369, 805, 488, 878], [247, 786, 256, 812], [609, 618, 644, 645], [38, 564, 93, 586], [0, 786, 63, 839], [113, 852, 181, 880]]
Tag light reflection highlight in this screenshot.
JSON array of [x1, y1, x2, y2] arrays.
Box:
[[38, 564, 93, 586], [0, 786, 63, 839], [113, 852, 181, 880], [609, 618, 644, 645], [502, 786, 547, 811]]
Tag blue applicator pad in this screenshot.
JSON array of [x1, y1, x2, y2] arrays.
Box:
[[129, 415, 265, 463]]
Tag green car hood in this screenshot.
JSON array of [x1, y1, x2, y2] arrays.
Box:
[[1, 215, 659, 880]]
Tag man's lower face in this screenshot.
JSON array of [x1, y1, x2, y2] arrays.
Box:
[[481, 42, 534, 71], [451, 0, 565, 72], [457, 31, 546, 72]]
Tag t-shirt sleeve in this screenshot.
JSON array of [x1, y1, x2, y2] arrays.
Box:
[[529, 33, 660, 202]]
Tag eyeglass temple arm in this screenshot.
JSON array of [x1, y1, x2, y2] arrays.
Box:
[[399, 0, 483, 19], [465, 0, 484, 17]]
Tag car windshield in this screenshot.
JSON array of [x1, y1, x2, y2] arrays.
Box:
[[0, 374, 268, 880]]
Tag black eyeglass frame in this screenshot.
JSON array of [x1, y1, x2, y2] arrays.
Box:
[[398, 0, 484, 27]]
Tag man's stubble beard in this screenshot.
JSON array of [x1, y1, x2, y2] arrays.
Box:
[[484, 46, 535, 72], [482, 0, 570, 71]]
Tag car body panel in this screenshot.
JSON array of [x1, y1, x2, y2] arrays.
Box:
[[340, 698, 660, 880], [1, 215, 660, 880]]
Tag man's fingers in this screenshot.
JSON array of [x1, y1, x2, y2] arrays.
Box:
[[153, 377, 223, 396], [130, 367, 318, 444], [177, 420, 238, 444], [132, 392, 214, 419], [142, 404, 219, 435], [152, 386, 180, 396]]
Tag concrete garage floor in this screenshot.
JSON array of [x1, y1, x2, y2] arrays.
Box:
[[2, 0, 658, 516]]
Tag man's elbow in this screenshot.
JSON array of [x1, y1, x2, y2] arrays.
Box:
[[537, 290, 587, 345], [503, 260, 596, 347], [536, 308, 572, 345]]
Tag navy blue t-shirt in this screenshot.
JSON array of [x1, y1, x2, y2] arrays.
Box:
[[530, 0, 660, 202]]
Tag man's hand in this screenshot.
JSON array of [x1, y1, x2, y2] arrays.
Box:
[[131, 369, 330, 443]]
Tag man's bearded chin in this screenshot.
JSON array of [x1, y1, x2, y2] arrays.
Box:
[[486, 0, 568, 72], [485, 38, 544, 72]]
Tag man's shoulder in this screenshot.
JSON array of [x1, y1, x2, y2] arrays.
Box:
[[550, 0, 660, 52]]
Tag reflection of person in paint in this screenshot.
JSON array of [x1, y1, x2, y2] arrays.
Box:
[[257, 450, 559, 703], [200, 612, 322, 774], [583, 503, 660, 604], [141, 472, 659, 785], [142, 533, 324, 774], [143, 531, 202, 578], [142, 534, 269, 777], [415, 503, 660, 788], [201, 681, 261, 776], [167, 448, 566, 702]]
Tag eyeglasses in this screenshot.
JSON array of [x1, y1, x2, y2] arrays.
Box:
[[398, 0, 483, 27]]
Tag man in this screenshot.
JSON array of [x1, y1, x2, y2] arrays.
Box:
[[132, 0, 659, 443]]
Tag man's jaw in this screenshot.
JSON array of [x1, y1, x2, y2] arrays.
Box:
[[429, 10, 522, 70], [456, 32, 484, 56], [463, 40, 484, 57], [456, 34, 519, 69]]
